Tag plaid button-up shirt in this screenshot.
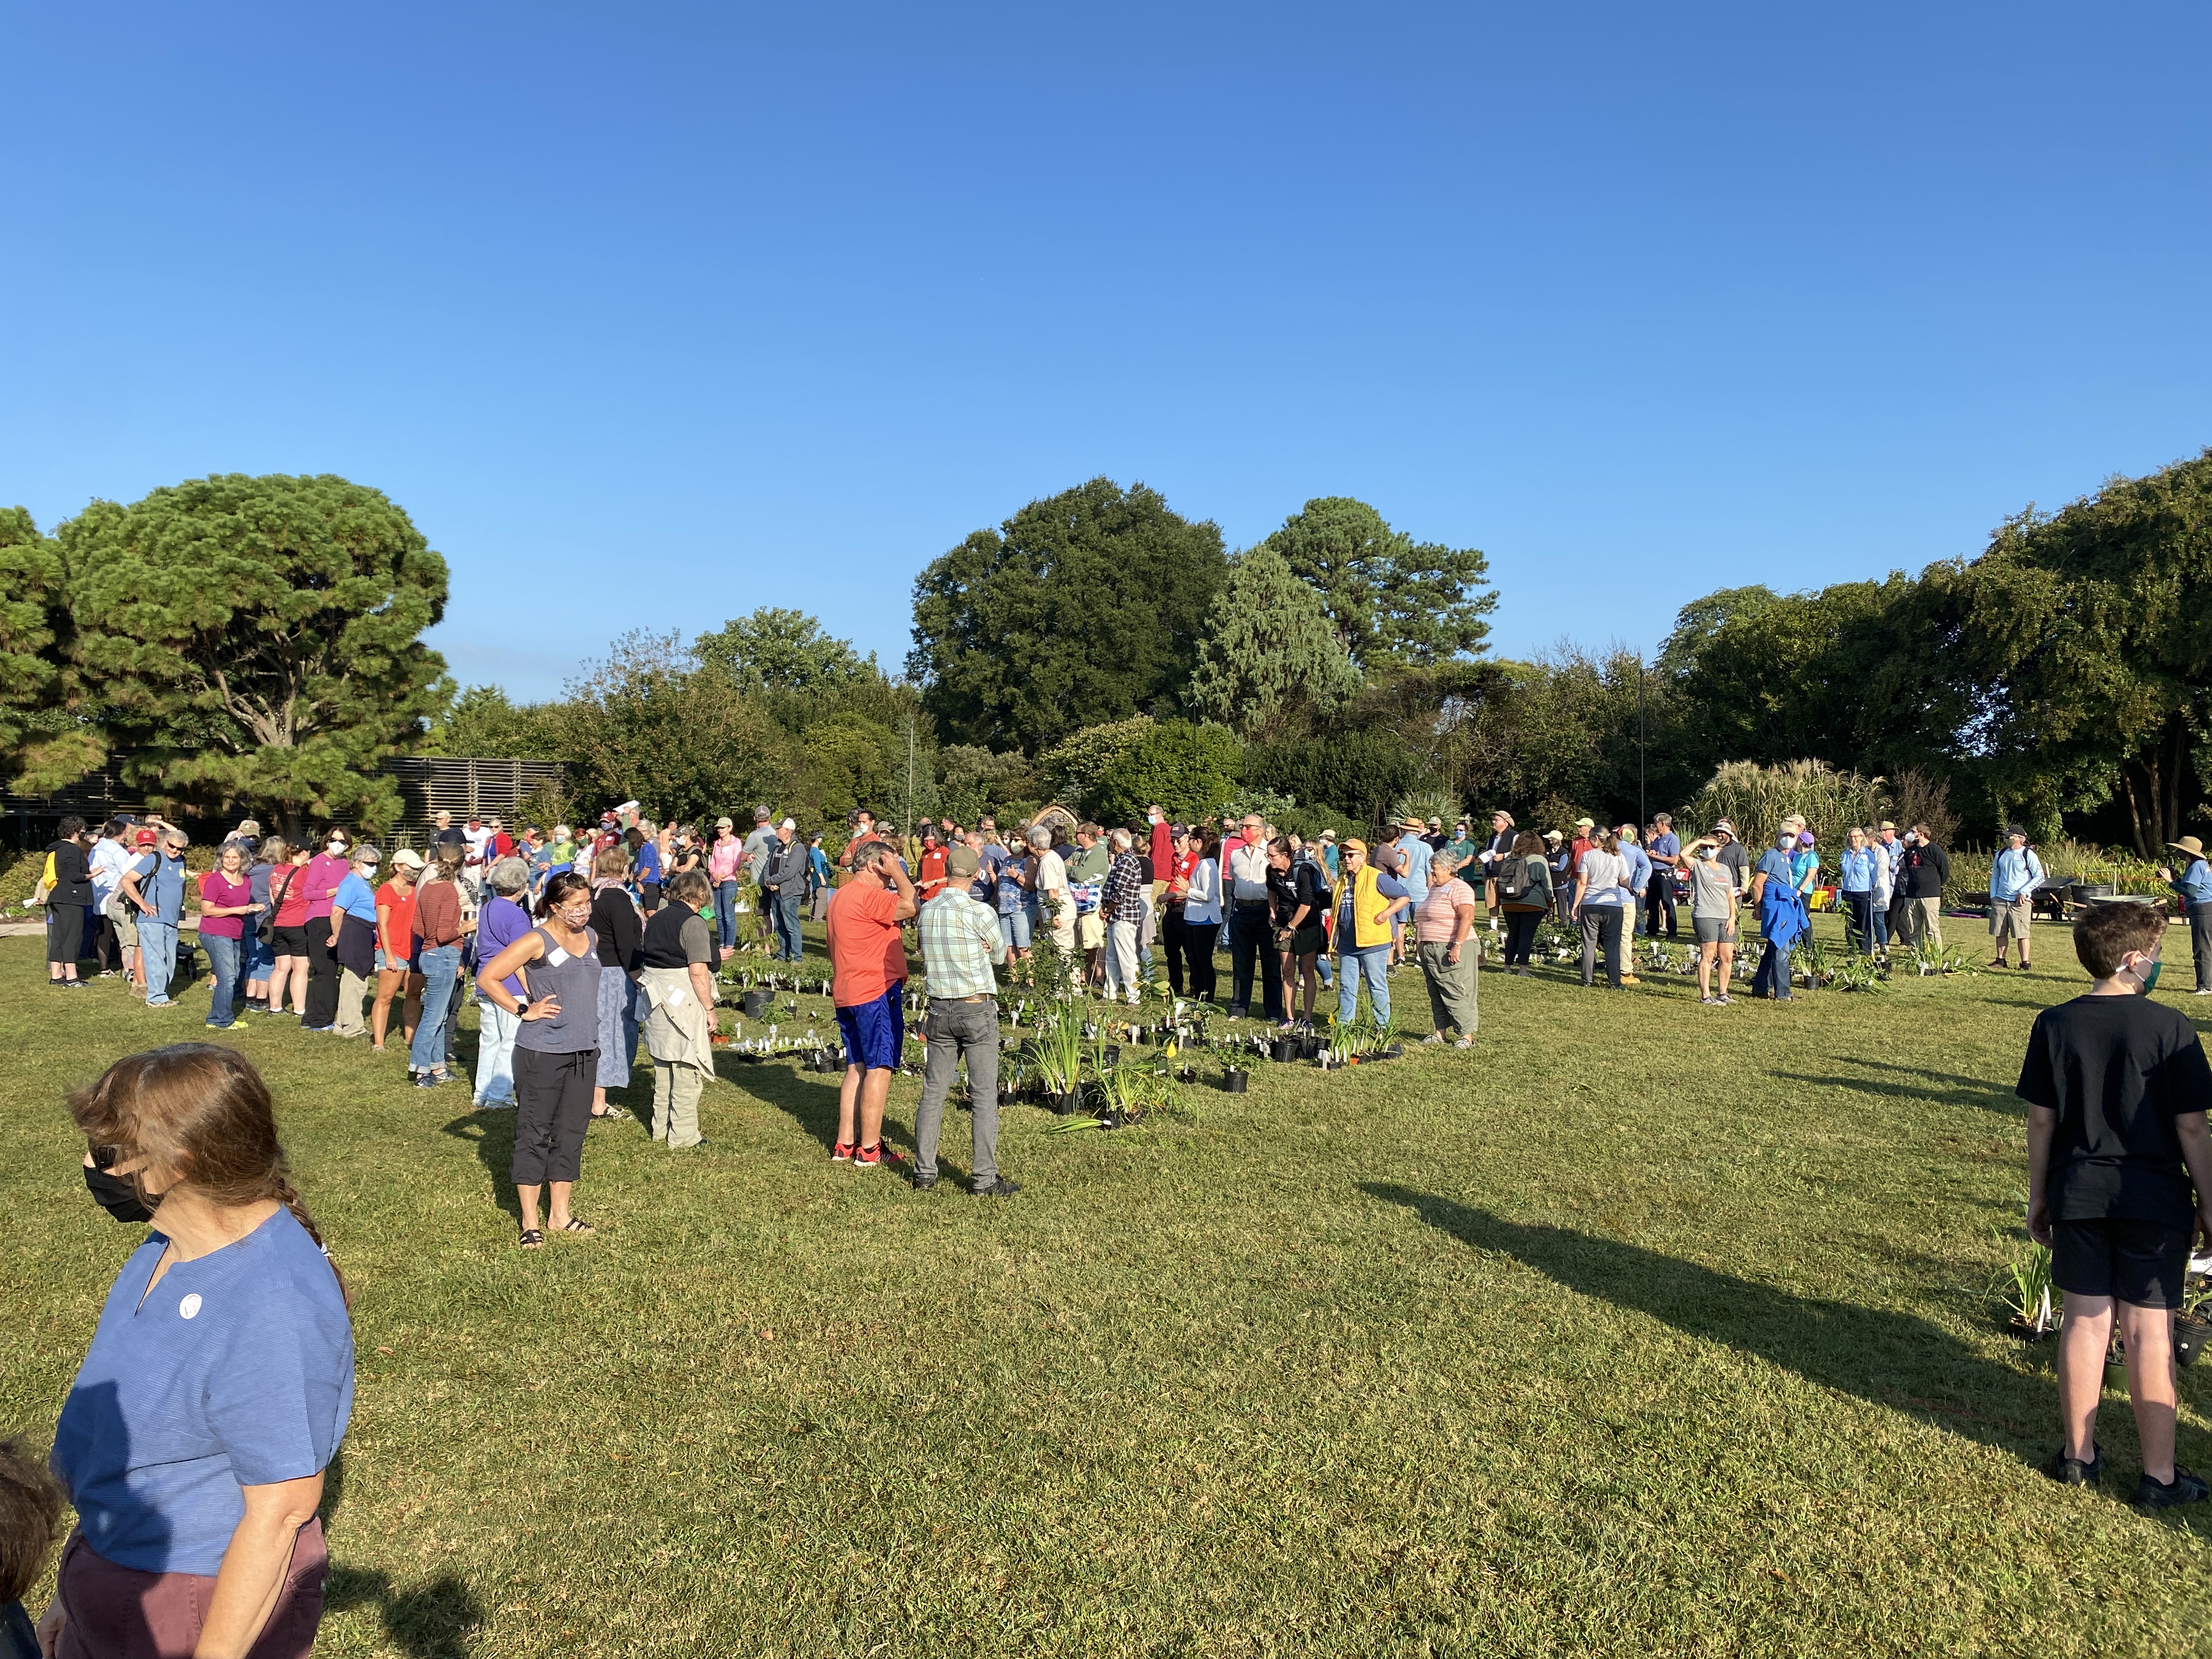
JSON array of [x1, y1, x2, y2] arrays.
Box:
[[918, 888, 1006, 999], [1102, 851, 1149, 924]]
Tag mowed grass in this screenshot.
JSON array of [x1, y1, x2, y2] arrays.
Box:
[[4, 917, 2212, 1658]]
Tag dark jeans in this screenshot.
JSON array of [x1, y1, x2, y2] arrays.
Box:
[[1579, 905, 1624, 986], [1643, 879, 1677, 939], [770, 888, 803, 960], [1502, 910, 1542, 966], [303, 925, 339, 1028], [2193, 902, 2212, 992], [915, 996, 1000, 1186], [1751, 935, 1791, 998], [1161, 905, 1189, 995], [714, 881, 740, 950], [1840, 889, 1875, 954], [1227, 904, 1282, 1019], [1182, 920, 1221, 1001]]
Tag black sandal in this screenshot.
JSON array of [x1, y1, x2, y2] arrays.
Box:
[[556, 1217, 595, 1235], [519, 1228, 545, 1249]]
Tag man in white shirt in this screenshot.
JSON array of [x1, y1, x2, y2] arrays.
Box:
[[1028, 825, 1073, 956], [1224, 812, 1282, 1020]]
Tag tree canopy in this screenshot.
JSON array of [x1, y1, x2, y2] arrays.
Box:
[[695, 607, 877, 695], [1263, 496, 1494, 670], [59, 474, 451, 832], [1188, 545, 1362, 741], [907, 478, 1227, 752]]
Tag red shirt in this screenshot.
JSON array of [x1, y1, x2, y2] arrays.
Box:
[[1149, 820, 1174, 881], [917, 845, 949, 901], [376, 880, 418, 955], [272, 862, 313, 928], [1570, 834, 1593, 876], [1170, 849, 1199, 898], [827, 879, 907, 1007]]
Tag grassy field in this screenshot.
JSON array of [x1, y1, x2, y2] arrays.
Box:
[[4, 915, 2211, 1657]]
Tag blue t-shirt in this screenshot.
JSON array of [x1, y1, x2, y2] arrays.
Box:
[[131, 851, 188, 925], [635, 842, 662, 883], [52, 1207, 354, 1577], [1756, 848, 1796, 889], [974, 843, 1007, 905], [1395, 837, 1432, 902], [332, 872, 379, 924]]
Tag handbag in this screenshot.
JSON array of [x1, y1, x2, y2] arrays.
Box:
[[258, 866, 300, 947]]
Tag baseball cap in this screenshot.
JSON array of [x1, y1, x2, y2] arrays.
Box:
[[1543, 829, 1564, 843], [781, 817, 797, 831], [392, 849, 425, 870], [134, 828, 158, 847], [716, 816, 733, 829], [1574, 816, 1595, 829], [1320, 830, 1336, 841], [754, 806, 772, 822], [947, 844, 981, 879]]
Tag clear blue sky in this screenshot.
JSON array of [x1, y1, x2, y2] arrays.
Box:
[[7, 3, 2208, 704]]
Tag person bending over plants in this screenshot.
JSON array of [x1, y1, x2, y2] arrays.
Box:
[[2019, 900, 2212, 1508]]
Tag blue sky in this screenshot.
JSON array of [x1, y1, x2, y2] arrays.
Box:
[[6, 3, 2208, 703]]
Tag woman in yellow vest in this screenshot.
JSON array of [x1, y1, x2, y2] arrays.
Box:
[[1333, 839, 1412, 1025]]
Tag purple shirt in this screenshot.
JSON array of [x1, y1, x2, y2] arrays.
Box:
[[476, 895, 533, 997], [302, 853, 350, 921], [196, 871, 252, 940]]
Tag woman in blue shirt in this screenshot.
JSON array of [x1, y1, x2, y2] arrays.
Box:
[[1837, 828, 1880, 956], [46, 1045, 352, 1659]]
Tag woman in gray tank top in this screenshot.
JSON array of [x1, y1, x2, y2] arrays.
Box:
[[475, 871, 604, 1248]]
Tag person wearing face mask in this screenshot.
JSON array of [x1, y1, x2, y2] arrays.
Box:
[[46, 1046, 352, 1659], [1892, 823, 1950, 953], [297, 830, 354, 1032], [2019, 900, 2212, 1509], [2157, 835, 2212, 996], [475, 871, 606, 1246], [1749, 827, 1810, 1001]]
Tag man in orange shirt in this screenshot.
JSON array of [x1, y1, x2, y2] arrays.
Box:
[[826, 837, 918, 1168]]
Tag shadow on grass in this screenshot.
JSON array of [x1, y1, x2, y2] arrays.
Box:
[[325, 1565, 483, 1658], [1770, 1057, 2024, 1118], [1362, 1184, 2050, 1461], [441, 1111, 518, 1224], [718, 1056, 919, 1155]]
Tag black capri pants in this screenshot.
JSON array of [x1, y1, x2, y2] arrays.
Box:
[[511, 1046, 600, 1186], [48, 904, 86, 965]]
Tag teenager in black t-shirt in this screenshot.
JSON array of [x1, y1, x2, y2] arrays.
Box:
[[2018, 900, 2212, 1508]]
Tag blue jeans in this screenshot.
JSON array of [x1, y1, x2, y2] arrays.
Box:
[[715, 881, 740, 950], [201, 933, 241, 1026], [1336, 944, 1391, 1025], [1751, 937, 1791, 999], [412, 944, 462, 1071], [771, 889, 804, 960], [474, 998, 520, 1103], [140, 921, 179, 1005], [1871, 904, 1890, 949]]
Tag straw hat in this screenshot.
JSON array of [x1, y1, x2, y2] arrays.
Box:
[[2168, 836, 2207, 859]]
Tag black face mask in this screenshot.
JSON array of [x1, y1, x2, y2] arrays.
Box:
[[85, 1164, 154, 1224]]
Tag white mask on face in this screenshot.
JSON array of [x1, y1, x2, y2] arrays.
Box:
[[1777, 836, 1794, 851]]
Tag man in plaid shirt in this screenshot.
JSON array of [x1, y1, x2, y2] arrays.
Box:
[[1101, 828, 1150, 1006], [913, 843, 1018, 1196]]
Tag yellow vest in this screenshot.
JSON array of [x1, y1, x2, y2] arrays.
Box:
[[1333, 864, 1395, 950]]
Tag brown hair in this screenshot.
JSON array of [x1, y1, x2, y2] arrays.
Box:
[[0, 1438, 64, 1605], [1510, 831, 1544, 857], [2074, 901, 2164, 980], [537, 869, 591, 920], [68, 1046, 350, 1308], [592, 846, 630, 879], [669, 867, 713, 907]]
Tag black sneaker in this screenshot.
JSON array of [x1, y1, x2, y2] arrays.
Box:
[[2135, 1466, 2209, 1510], [911, 1172, 939, 1192], [2045, 1444, 2103, 1486], [973, 1177, 1022, 1198]]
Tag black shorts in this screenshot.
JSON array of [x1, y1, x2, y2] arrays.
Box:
[[273, 924, 311, 958], [2050, 1217, 2193, 1308]]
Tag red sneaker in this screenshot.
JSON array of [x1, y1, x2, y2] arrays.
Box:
[[832, 1141, 856, 1163], [853, 1142, 904, 1169]]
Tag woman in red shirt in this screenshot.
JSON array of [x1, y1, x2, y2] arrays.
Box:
[[266, 842, 314, 1018], [371, 849, 425, 1053]]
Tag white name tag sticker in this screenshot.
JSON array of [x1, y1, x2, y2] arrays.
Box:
[[546, 946, 571, 967], [666, 987, 684, 1007]]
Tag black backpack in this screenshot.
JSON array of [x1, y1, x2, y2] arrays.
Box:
[[1499, 855, 1543, 902]]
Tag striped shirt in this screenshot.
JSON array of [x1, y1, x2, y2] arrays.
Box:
[[917, 889, 1006, 1000], [1415, 877, 1475, 944]]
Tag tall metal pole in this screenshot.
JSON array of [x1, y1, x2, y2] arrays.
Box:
[[906, 716, 916, 832], [1638, 657, 1647, 829]]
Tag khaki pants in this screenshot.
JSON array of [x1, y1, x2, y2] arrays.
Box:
[[333, 968, 373, 1036], [1417, 940, 1479, 1037], [651, 1061, 705, 1148], [1897, 896, 1944, 951]]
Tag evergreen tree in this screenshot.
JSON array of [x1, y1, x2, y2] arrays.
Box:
[[1187, 545, 1361, 741], [1265, 496, 1495, 669]]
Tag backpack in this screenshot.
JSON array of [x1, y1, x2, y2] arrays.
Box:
[[1498, 854, 1542, 903]]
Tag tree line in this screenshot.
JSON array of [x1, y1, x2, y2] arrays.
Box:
[[7, 453, 2210, 853]]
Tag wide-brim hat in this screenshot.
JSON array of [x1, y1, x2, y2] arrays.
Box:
[[1398, 816, 1428, 832], [2169, 836, 2207, 859]]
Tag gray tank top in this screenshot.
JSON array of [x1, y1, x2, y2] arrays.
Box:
[[515, 925, 603, 1054]]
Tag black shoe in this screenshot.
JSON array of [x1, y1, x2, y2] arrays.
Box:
[[973, 1177, 1022, 1198], [1224, 1007, 1248, 1020], [2045, 1444, 2103, 1486], [2135, 1466, 2209, 1510], [911, 1172, 938, 1191]]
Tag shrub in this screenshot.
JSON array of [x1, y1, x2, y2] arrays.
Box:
[[1242, 730, 1420, 826], [1093, 720, 1244, 828]]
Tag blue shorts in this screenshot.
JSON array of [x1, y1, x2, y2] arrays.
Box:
[[836, 983, 906, 1071], [1002, 903, 1034, 950]]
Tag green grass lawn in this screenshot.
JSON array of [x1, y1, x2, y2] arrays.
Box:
[[5, 915, 2211, 1657]]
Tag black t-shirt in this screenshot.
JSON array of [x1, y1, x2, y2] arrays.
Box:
[[1267, 862, 1328, 929], [2016, 994, 2212, 1224], [1898, 840, 1950, 899], [1716, 841, 1750, 896], [590, 888, 643, 972]]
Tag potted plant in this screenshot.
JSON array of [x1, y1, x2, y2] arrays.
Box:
[[2177, 1274, 2212, 1369], [1999, 1240, 2057, 1340]]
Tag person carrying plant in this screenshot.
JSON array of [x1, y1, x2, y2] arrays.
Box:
[[2019, 900, 2212, 1508]]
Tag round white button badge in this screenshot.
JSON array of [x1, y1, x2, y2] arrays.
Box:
[[178, 1294, 202, 1320]]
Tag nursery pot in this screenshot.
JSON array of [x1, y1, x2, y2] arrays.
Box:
[[2176, 1314, 2212, 1369], [1269, 1037, 1299, 1063], [741, 990, 771, 1017], [1222, 1068, 1250, 1094], [1299, 1035, 1323, 1060], [1103, 1045, 1121, 1068]]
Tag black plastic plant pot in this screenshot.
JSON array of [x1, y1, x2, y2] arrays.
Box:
[[2176, 1315, 2211, 1369], [1052, 1086, 1081, 1116], [741, 990, 771, 1017], [1103, 1045, 1121, 1068], [1382, 1043, 1404, 1059], [1269, 1039, 1298, 1063], [1223, 1069, 1250, 1094], [1299, 1036, 1323, 1060]]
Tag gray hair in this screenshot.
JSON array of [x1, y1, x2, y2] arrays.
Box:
[[1108, 827, 1132, 852], [850, 838, 894, 870], [487, 856, 532, 896], [161, 828, 190, 849], [1026, 826, 1052, 850]]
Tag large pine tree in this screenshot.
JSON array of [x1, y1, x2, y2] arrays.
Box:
[[1188, 545, 1361, 742]]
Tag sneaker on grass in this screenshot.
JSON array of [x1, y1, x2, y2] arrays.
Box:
[[2135, 1466, 2209, 1510]]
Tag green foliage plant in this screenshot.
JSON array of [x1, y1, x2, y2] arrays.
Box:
[[1263, 496, 1495, 670], [1093, 719, 1244, 827], [1187, 544, 1362, 741]]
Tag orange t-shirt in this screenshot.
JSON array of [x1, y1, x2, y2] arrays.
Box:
[[827, 878, 906, 1007], [917, 844, 949, 900]]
